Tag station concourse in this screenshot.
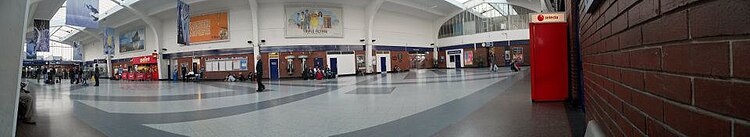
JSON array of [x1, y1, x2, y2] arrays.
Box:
[[0, 0, 748, 137]]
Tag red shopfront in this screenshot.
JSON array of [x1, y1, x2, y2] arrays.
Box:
[[123, 55, 159, 81]]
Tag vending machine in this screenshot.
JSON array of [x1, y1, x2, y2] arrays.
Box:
[[529, 12, 568, 101]]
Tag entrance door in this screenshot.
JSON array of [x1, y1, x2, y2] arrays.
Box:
[[269, 58, 279, 80], [329, 58, 338, 74], [380, 57, 387, 73], [453, 55, 461, 68]]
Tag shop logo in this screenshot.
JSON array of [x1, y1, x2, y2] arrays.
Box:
[[537, 14, 545, 21], [140, 57, 151, 63]]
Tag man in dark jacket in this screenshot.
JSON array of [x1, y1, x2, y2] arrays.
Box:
[[94, 64, 100, 86], [255, 58, 265, 92]]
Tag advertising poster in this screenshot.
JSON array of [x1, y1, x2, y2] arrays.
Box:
[[177, 0, 190, 45], [119, 28, 146, 53], [25, 31, 37, 59], [66, 0, 99, 28], [34, 20, 50, 52], [103, 27, 115, 55], [189, 12, 228, 44], [464, 50, 473, 65], [285, 5, 343, 38], [73, 41, 83, 60]]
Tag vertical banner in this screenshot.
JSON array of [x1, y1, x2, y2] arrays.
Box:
[[66, 0, 99, 28], [177, 0, 190, 45], [33, 20, 50, 52], [103, 27, 115, 55], [73, 41, 83, 60], [25, 32, 37, 59], [119, 28, 146, 53], [285, 5, 343, 38]]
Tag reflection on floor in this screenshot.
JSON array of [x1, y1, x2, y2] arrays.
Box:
[[16, 67, 582, 137]]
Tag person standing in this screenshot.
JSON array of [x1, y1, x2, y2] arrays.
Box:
[[255, 56, 265, 92], [94, 64, 100, 86]]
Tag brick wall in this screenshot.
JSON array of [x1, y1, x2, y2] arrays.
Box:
[[574, 0, 750, 136]]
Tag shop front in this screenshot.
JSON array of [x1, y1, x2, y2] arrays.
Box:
[[123, 55, 159, 81]]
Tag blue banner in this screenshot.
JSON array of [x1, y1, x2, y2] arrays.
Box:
[[103, 27, 115, 55], [66, 0, 99, 28], [25, 31, 37, 59], [73, 41, 83, 60], [33, 20, 50, 52], [177, 0, 190, 45]]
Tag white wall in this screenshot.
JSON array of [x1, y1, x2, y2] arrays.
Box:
[[437, 29, 530, 47], [372, 10, 434, 47], [326, 54, 355, 75], [257, 3, 366, 46], [160, 4, 254, 54], [83, 39, 104, 61]]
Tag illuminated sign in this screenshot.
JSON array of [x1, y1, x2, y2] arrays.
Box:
[[530, 13, 566, 23]]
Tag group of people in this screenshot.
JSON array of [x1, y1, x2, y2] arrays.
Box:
[[23, 65, 99, 86], [302, 67, 336, 80], [225, 72, 256, 82]]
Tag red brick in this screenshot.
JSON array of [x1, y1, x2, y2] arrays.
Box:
[[661, 0, 699, 13], [621, 69, 644, 90], [611, 14, 628, 34], [734, 41, 750, 79], [662, 42, 731, 77], [629, 48, 661, 70], [617, 0, 639, 13], [736, 123, 750, 137], [646, 119, 679, 137], [642, 11, 689, 44], [689, 0, 750, 38], [613, 51, 630, 67], [623, 106, 646, 133], [631, 92, 664, 121], [663, 103, 732, 137], [607, 67, 622, 82], [613, 84, 632, 103], [627, 0, 660, 26], [619, 26, 642, 49], [603, 3, 619, 24], [605, 35, 620, 52], [644, 73, 692, 104], [694, 78, 750, 120]]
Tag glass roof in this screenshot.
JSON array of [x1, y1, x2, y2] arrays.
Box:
[[469, 2, 518, 18], [50, 0, 122, 42]]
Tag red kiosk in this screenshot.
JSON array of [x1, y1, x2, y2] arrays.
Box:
[[529, 12, 568, 101], [129, 55, 159, 81]]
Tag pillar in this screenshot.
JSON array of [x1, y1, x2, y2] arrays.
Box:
[[0, 0, 29, 136]]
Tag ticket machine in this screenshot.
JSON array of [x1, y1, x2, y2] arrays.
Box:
[[529, 12, 568, 101]]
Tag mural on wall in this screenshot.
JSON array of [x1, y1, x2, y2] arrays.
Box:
[[177, 0, 190, 45], [103, 27, 115, 55], [285, 5, 343, 38], [189, 12, 228, 44], [66, 0, 98, 28], [119, 28, 146, 53]]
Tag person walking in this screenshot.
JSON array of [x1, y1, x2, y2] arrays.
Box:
[[94, 64, 100, 86], [255, 57, 265, 92]]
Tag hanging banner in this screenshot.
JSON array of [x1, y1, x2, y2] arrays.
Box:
[[177, 0, 191, 45], [66, 0, 99, 28], [189, 12, 228, 44], [33, 20, 50, 52], [119, 28, 146, 53], [25, 32, 37, 59], [73, 41, 83, 60], [285, 5, 343, 38], [103, 27, 115, 55]]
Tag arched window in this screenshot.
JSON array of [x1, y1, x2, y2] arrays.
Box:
[[438, 3, 536, 38]]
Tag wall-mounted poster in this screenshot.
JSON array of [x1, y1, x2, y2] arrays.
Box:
[[464, 50, 473, 65], [66, 0, 98, 28], [73, 41, 83, 60], [103, 27, 115, 55], [285, 5, 343, 38], [119, 28, 146, 53], [177, 0, 190, 45], [189, 12, 228, 44]]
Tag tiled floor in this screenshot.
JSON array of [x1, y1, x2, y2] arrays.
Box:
[[16, 67, 582, 137]]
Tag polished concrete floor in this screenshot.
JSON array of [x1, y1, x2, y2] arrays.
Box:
[[16, 68, 583, 137]]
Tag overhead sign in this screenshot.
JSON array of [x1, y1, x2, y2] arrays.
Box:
[[131, 55, 157, 65], [530, 13, 566, 23]]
